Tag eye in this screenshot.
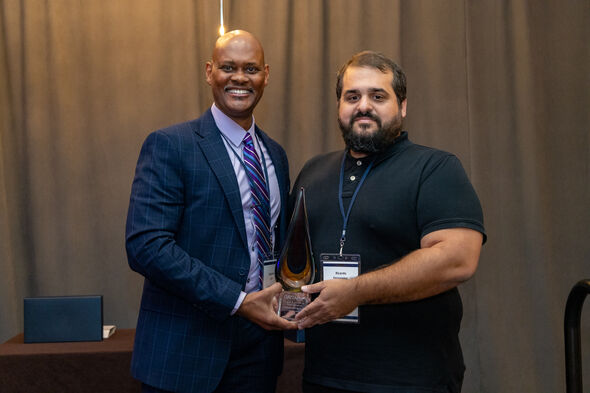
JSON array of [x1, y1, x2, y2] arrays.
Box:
[[245, 66, 260, 73], [345, 94, 359, 102], [219, 64, 233, 72], [372, 94, 385, 101]]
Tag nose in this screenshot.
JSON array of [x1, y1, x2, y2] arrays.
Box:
[[357, 95, 372, 112], [230, 69, 249, 84]]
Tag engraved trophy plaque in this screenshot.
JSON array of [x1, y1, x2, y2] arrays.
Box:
[[276, 187, 315, 321]]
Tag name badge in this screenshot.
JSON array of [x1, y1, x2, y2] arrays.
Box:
[[263, 258, 277, 288], [320, 253, 360, 324]]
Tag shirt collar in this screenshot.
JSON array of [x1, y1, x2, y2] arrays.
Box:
[[211, 103, 256, 148]]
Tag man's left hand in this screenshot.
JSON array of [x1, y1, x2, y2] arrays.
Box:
[[295, 279, 360, 329], [237, 282, 298, 330]]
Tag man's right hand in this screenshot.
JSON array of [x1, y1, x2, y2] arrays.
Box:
[[236, 282, 299, 330]]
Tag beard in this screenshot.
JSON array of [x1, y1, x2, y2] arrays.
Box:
[[339, 111, 403, 155]]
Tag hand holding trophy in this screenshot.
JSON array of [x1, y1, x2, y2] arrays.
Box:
[[276, 188, 315, 320]]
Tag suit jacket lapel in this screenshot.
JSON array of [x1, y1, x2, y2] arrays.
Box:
[[257, 128, 290, 246], [192, 110, 249, 250], [258, 131, 288, 202]]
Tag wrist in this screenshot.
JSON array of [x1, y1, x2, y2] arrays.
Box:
[[349, 276, 366, 306], [236, 292, 252, 315], [231, 291, 248, 315]]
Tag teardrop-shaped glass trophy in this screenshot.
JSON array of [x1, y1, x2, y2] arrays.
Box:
[[276, 187, 315, 321]]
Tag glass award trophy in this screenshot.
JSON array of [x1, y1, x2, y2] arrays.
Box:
[[276, 187, 315, 321]]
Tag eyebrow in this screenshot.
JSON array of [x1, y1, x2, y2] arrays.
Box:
[[216, 60, 261, 66], [344, 87, 389, 95]]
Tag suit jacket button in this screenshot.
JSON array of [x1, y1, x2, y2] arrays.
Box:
[[239, 269, 246, 276]]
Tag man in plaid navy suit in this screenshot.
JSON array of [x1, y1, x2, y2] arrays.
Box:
[[126, 30, 297, 393]]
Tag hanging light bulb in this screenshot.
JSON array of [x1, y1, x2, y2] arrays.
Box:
[[218, 0, 225, 36]]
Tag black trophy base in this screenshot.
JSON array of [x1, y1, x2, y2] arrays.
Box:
[[278, 291, 311, 321]]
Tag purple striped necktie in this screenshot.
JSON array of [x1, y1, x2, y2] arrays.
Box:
[[242, 133, 271, 290]]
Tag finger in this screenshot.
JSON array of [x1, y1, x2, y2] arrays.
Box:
[[295, 301, 334, 328], [273, 316, 298, 330], [297, 314, 321, 329], [270, 282, 283, 292], [300, 309, 333, 328], [294, 299, 320, 320], [261, 282, 282, 297], [301, 282, 325, 294]]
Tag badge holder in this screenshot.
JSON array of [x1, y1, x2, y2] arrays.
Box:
[[320, 253, 360, 323]]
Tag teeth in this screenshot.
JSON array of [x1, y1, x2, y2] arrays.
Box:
[[227, 89, 250, 94]]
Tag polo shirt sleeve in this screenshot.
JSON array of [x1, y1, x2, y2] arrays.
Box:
[[416, 154, 486, 243]]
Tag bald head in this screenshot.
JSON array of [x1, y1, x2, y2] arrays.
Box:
[[213, 30, 265, 64]]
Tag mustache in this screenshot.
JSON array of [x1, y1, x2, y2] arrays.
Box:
[[352, 111, 380, 123]]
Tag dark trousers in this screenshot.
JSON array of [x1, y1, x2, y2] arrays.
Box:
[[302, 380, 359, 393], [142, 383, 172, 393], [142, 316, 280, 393], [302, 379, 461, 393]]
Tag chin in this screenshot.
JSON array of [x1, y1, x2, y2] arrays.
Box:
[[227, 102, 253, 113], [352, 126, 378, 136]]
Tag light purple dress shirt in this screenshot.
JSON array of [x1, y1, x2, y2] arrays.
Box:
[[210, 104, 281, 314]]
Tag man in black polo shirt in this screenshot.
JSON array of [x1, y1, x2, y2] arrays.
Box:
[[292, 51, 486, 393]]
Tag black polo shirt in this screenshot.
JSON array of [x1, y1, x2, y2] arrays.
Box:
[[293, 132, 485, 393]]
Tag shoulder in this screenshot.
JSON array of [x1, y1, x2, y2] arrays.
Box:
[[159, 111, 213, 137], [295, 150, 343, 186], [142, 111, 212, 147], [302, 150, 343, 172], [400, 139, 455, 162], [397, 140, 464, 178]]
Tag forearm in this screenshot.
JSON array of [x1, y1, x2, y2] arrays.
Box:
[[352, 228, 482, 305], [353, 245, 473, 305], [297, 228, 483, 328], [126, 220, 246, 319]]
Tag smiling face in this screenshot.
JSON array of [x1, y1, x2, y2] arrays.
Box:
[[338, 66, 407, 156], [206, 31, 269, 130]]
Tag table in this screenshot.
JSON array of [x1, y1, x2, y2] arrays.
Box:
[[0, 329, 140, 393], [0, 329, 304, 393]]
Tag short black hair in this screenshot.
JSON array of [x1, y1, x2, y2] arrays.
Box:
[[336, 51, 406, 105]]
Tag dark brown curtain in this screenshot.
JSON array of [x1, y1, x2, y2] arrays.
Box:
[[1, 1, 589, 392]]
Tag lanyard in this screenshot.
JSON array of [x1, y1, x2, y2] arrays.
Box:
[[338, 151, 374, 256]]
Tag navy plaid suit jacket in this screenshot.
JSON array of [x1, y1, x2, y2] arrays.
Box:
[[125, 109, 290, 392]]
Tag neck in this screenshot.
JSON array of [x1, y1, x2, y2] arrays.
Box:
[[236, 117, 253, 131], [349, 150, 368, 159]]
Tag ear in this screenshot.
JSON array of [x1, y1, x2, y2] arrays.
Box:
[[400, 99, 408, 118], [263, 64, 270, 86], [205, 61, 213, 86]]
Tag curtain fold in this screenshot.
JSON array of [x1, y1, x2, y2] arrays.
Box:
[[1, 0, 30, 345], [1, 1, 588, 391]]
